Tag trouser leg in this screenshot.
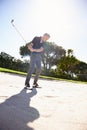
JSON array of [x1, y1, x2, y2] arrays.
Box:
[[25, 57, 35, 85], [34, 57, 41, 83]]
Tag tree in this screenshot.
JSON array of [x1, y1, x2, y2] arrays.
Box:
[[42, 42, 66, 74], [57, 49, 79, 79], [75, 61, 87, 81], [19, 43, 31, 58], [75, 61, 87, 74], [0, 52, 29, 72], [67, 49, 73, 57], [0, 52, 14, 69]]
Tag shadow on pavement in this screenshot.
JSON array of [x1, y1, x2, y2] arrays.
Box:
[[0, 88, 40, 130]]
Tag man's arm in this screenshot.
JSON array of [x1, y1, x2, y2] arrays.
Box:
[[33, 47, 44, 52], [27, 43, 44, 52], [27, 43, 33, 51]]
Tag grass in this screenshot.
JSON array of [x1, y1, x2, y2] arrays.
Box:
[[0, 67, 26, 76], [0, 67, 61, 80], [0, 67, 87, 84]]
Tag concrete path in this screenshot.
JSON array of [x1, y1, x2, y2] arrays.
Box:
[[0, 72, 87, 130]]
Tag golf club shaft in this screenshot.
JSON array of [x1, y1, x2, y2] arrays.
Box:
[[11, 20, 26, 43]]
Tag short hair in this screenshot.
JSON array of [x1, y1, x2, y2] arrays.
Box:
[[44, 33, 50, 38]]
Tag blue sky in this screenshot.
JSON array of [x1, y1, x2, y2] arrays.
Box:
[[0, 0, 87, 63]]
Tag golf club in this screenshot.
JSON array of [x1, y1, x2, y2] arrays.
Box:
[[11, 19, 26, 43]]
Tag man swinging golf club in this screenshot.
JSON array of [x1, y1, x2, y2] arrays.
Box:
[[25, 33, 50, 89]]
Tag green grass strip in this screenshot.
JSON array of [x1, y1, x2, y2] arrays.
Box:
[[0, 67, 87, 84], [0, 67, 26, 76]]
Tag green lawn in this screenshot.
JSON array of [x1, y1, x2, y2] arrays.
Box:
[[0, 67, 26, 75], [0, 67, 60, 80], [0, 67, 87, 84]]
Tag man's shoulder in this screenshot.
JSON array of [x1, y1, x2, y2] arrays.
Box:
[[32, 36, 41, 43], [34, 36, 41, 40]]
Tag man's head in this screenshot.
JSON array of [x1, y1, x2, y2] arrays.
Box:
[[42, 33, 50, 42]]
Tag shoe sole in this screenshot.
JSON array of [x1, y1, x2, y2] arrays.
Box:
[[24, 87, 33, 90], [33, 86, 42, 88]]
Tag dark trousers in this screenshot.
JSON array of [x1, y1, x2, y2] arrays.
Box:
[[25, 54, 41, 85]]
